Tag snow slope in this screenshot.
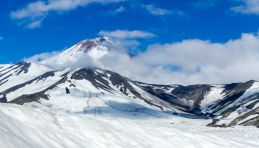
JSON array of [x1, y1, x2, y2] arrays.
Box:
[[200, 85, 224, 113], [0, 62, 51, 92], [0, 103, 259, 148]]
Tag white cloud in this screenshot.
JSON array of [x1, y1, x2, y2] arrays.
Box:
[[99, 30, 155, 39], [232, 0, 259, 15], [136, 33, 259, 84], [11, 0, 123, 28], [27, 32, 259, 85], [26, 20, 42, 29], [142, 5, 184, 16], [11, 0, 123, 19], [99, 30, 154, 52], [25, 51, 60, 62], [98, 32, 259, 85], [114, 6, 126, 13]]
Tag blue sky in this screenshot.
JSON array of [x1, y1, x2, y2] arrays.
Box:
[[1, 0, 259, 63], [2, 0, 259, 84]]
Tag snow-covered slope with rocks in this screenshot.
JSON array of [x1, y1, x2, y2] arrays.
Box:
[[137, 80, 259, 127], [1, 37, 259, 147]]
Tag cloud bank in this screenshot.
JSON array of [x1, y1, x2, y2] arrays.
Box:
[[27, 32, 259, 85], [137, 33, 259, 84]]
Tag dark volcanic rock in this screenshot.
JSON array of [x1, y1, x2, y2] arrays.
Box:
[[135, 82, 211, 113]]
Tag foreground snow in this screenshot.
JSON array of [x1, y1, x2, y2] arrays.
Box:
[[0, 103, 258, 148]]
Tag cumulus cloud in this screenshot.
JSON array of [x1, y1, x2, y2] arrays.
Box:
[[99, 30, 155, 39], [136, 33, 259, 84], [25, 51, 60, 62], [102, 33, 259, 84], [232, 0, 259, 15], [27, 32, 259, 85], [10, 0, 123, 28], [43, 52, 100, 70]]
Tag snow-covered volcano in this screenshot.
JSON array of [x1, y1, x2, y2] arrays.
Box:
[[61, 37, 111, 59], [42, 37, 113, 69], [1, 38, 259, 147]]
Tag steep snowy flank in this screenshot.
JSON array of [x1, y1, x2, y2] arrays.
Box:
[[0, 62, 175, 114], [0, 62, 51, 92], [209, 81, 259, 127], [200, 85, 225, 113]]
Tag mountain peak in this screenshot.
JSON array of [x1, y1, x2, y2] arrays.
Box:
[[63, 37, 112, 58], [40, 37, 114, 69]]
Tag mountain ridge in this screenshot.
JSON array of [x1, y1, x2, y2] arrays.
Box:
[[1, 38, 259, 128], [1, 60, 259, 127]]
